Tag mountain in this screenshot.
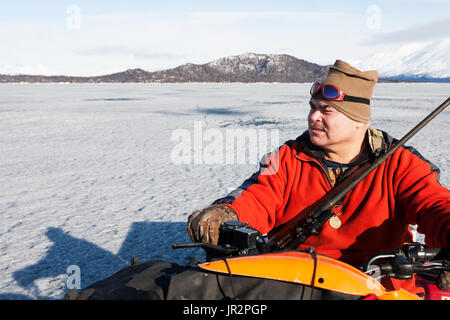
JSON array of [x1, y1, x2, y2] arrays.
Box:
[[352, 39, 450, 82], [0, 68, 153, 84], [153, 53, 330, 82], [0, 53, 329, 83], [1, 49, 449, 83]]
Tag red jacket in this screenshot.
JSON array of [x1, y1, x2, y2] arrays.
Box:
[[215, 129, 450, 292]]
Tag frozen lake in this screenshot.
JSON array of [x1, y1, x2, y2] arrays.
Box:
[[0, 82, 449, 299]]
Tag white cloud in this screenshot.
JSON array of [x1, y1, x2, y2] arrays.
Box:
[[0, 10, 428, 76], [0, 63, 50, 76], [363, 17, 450, 44], [75, 45, 187, 60]]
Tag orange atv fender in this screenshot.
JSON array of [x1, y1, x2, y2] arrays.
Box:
[[198, 251, 422, 300]]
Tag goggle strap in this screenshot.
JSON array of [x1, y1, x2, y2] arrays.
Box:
[[343, 95, 370, 105]]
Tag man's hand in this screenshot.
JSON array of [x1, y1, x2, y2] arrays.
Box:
[[437, 258, 450, 291], [186, 204, 238, 246]]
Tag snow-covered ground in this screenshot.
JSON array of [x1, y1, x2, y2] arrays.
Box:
[[0, 82, 448, 299]]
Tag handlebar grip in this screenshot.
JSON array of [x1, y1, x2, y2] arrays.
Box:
[[433, 248, 450, 261], [420, 248, 442, 261], [403, 244, 447, 262]]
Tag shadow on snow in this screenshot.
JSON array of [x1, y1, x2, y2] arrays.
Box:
[[4, 221, 204, 300]]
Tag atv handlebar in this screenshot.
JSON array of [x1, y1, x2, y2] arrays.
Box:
[[362, 243, 449, 280], [174, 222, 449, 282]]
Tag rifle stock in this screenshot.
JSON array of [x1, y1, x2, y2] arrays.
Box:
[[266, 97, 450, 252]]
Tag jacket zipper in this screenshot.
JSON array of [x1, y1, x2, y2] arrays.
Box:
[[302, 157, 334, 189]]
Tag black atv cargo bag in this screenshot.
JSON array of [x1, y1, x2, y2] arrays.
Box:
[[67, 259, 361, 300]]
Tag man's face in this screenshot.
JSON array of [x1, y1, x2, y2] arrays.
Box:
[[308, 99, 363, 150]]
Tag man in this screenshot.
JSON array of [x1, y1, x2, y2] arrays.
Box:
[[187, 60, 450, 293]]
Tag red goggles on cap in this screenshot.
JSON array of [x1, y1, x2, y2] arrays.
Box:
[[310, 82, 370, 105]]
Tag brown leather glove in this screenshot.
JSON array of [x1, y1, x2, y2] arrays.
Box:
[[437, 259, 450, 291], [186, 204, 238, 245]]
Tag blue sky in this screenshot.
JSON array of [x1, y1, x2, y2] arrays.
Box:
[[1, 1, 448, 21], [1, 0, 449, 75]]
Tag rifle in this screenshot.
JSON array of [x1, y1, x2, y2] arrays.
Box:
[[266, 97, 450, 252]]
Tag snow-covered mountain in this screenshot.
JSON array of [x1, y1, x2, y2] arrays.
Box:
[[353, 39, 450, 81], [0, 53, 328, 83], [2, 44, 450, 83]]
